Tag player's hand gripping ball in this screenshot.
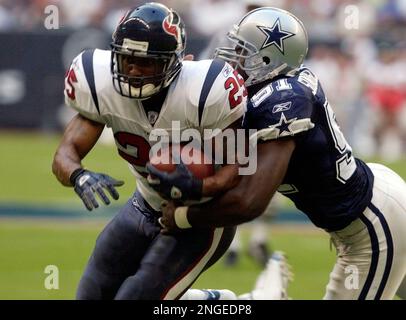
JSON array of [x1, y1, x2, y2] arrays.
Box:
[[146, 144, 214, 201]]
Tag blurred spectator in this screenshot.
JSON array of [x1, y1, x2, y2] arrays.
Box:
[[188, 0, 246, 39], [304, 0, 339, 41], [307, 45, 363, 145], [56, 0, 103, 29], [364, 44, 406, 161], [0, 0, 46, 30], [1, 0, 405, 160], [198, 0, 274, 59], [335, 0, 377, 39]]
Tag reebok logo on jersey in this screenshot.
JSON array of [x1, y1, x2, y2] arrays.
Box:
[[272, 101, 292, 113]]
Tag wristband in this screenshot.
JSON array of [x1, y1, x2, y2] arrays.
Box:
[[69, 168, 86, 186], [174, 206, 192, 229]]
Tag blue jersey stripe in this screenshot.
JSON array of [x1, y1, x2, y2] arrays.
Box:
[[81, 49, 100, 115], [358, 213, 380, 300], [368, 203, 394, 300], [198, 59, 225, 125]]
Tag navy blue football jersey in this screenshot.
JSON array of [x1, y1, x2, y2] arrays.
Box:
[[243, 67, 374, 231]]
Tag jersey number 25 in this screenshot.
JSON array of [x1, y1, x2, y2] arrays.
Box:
[[225, 70, 247, 109]]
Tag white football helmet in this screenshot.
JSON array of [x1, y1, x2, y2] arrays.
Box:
[[215, 7, 308, 86]]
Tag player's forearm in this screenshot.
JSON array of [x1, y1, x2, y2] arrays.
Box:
[[189, 177, 271, 227], [201, 119, 245, 197], [186, 140, 295, 228], [202, 164, 240, 197], [52, 114, 104, 186], [192, 170, 278, 227], [52, 145, 83, 186]]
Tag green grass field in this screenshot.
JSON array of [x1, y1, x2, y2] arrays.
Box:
[[0, 132, 405, 299], [0, 132, 136, 205], [0, 219, 334, 299]]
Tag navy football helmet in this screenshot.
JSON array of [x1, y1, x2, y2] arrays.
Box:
[[111, 3, 186, 99]]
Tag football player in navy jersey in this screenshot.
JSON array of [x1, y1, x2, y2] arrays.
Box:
[[150, 7, 406, 299]]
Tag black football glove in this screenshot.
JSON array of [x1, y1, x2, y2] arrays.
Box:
[[70, 168, 124, 211], [146, 161, 202, 201]]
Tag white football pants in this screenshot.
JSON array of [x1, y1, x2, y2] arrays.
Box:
[[324, 163, 406, 300]]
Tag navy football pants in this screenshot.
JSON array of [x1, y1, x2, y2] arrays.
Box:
[[76, 192, 235, 300]]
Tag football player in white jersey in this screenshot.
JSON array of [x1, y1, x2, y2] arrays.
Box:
[[52, 3, 247, 300]]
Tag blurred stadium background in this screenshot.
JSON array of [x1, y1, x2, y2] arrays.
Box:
[[0, 0, 405, 299]]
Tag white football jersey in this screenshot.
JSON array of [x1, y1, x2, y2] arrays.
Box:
[[64, 49, 246, 210]]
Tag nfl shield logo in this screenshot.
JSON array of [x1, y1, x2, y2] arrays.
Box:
[[148, 111, 159, 125]]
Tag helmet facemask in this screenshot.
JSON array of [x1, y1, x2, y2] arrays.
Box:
[[215, 26, 288, 87], [111, 44, 183, 100]]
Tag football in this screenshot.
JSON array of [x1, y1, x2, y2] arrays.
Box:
[[149, 144, 215, 179]]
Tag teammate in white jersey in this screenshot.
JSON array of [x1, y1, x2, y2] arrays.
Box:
[[52, 3, 247, 299]]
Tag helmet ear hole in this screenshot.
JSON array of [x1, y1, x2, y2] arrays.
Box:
[[263, 56, 270, 65]]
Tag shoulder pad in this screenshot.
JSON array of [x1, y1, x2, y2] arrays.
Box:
[[64, 50, 104, 123], [244, 76, 316, 142], [198, 60, 246, 133], [179, 60, 245, 134]]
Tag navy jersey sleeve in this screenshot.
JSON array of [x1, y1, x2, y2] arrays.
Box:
[[243, 78, 315, 143]]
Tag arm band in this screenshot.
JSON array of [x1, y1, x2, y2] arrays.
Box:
[[174, 206, 192, 229]]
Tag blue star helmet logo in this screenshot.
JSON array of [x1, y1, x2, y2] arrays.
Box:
[[257, 18, 295, 54]]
